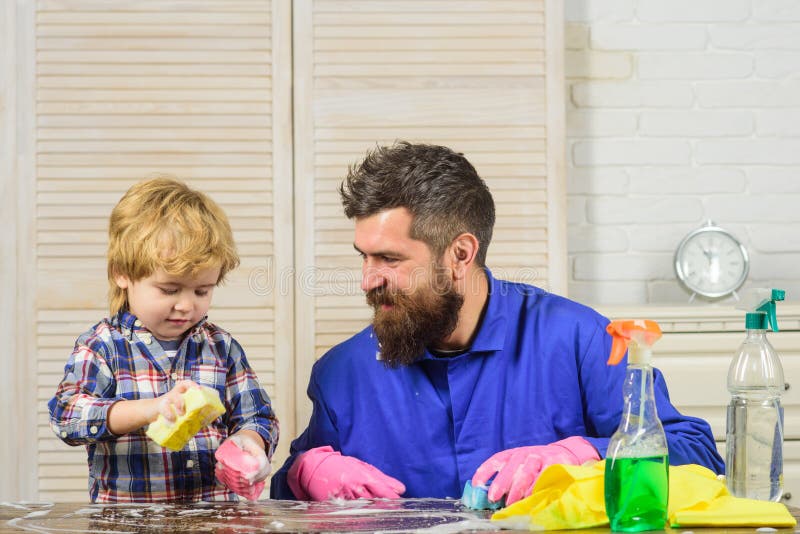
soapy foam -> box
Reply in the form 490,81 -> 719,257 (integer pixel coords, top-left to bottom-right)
6,498 -> 499,533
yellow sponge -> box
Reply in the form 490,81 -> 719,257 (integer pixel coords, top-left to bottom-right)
146,386 -> 225,451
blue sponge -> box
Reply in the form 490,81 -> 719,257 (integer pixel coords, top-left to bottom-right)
461,480 -> 506,510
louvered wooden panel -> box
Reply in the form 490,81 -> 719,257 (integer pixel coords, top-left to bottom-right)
34,0 -> 292,502
293,0 -> 566,433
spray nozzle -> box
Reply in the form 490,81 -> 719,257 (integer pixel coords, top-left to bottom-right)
606,319 -> 663,366
758,289 -> 784,332
738,288 -> 785,332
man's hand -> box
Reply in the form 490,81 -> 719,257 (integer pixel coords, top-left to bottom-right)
472,436 -> 600,505
287,445 -> 406,500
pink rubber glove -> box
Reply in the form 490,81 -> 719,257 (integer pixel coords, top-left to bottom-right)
472,436 -> 600,505
215,433 -> 270,500
287,445 -> 406,501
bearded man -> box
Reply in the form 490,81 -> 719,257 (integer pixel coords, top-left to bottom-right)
270,142 -> 724,504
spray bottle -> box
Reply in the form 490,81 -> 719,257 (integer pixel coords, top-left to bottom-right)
726,288 -> 785,501
604,320 -> 669,532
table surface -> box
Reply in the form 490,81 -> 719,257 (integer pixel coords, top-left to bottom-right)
1,499 -> 797,533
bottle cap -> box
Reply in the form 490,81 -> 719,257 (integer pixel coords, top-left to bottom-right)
745,312 -> 767,330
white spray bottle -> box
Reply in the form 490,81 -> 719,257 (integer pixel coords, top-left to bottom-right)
726,288 -> 785,501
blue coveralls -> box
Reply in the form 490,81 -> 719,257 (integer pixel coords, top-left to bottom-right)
271,271 -> 724,499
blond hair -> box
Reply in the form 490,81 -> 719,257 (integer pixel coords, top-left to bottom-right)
107,176 -> 240,315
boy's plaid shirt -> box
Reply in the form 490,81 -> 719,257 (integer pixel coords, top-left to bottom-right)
48,311 -> 279,503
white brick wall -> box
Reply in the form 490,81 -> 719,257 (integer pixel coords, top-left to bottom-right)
754,1 -> 800,21
637,0 -> 750,22
566,0 -> 800,305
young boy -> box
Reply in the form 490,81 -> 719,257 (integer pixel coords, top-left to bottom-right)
48,177 -> 279,503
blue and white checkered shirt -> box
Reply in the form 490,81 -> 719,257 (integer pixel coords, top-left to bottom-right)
49,311 -> 279,503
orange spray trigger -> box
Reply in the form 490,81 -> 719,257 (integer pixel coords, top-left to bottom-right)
606,320 -> 662,365
606,332 -> 629,365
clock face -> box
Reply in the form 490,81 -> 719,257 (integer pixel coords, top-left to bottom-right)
675,228 -> 749,298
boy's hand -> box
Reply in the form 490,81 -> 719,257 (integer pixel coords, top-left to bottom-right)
155,380 -> 200,423
108,380 -> 202,435
228,432 -> 270,483
215,431 -> 270,500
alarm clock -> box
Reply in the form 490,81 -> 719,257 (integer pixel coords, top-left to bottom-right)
674,221 -> 749,300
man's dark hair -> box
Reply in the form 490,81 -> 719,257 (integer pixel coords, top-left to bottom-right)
340,141 -> 496,266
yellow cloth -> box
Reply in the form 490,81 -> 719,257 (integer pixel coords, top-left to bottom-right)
145,386 -> 225,451
667,464 -> 794,528
491,461 -> 796,531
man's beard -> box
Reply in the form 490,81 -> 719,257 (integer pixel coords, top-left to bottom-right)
366,271 -> 464,368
